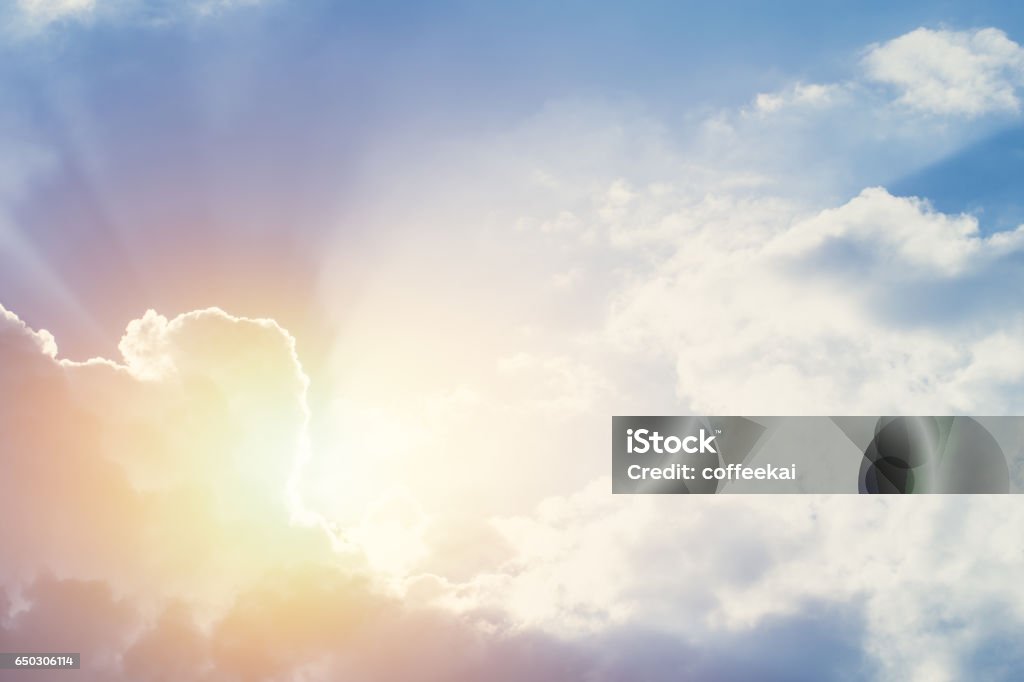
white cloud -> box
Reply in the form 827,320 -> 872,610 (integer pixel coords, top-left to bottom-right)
0,302 -> 58,359
774,186 -> 1024,275
7,293 -> 1023,681
455,109 -> 1024,417
442,114 -> 1024,675
467,485 -> 1024,682
0,302 -> 332,597
752,82 -> 846,114
604,185 -> 1024,414
863,27 -> 1024,116
16,0 -> 95,26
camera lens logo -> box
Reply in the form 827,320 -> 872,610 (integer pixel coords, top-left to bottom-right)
858,416 -> 1009,494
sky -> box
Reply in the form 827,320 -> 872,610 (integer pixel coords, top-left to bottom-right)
2,1 -> 1024,680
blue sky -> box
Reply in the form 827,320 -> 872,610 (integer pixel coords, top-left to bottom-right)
3,3 -> 1024,681
4,0 -> 1024,357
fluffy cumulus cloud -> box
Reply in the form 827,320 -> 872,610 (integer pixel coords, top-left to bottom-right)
0,303 -> 881,681
775,187 -> 1024,275
467,484 -> 1024,682
597,185 -> 1024,414
489,146 -> 1024,416
751,27 -> 1024,120
0,303 -> 329,594
863,27 -> 1024,116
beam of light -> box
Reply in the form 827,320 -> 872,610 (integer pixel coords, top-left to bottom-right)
0,217 -> 108,348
